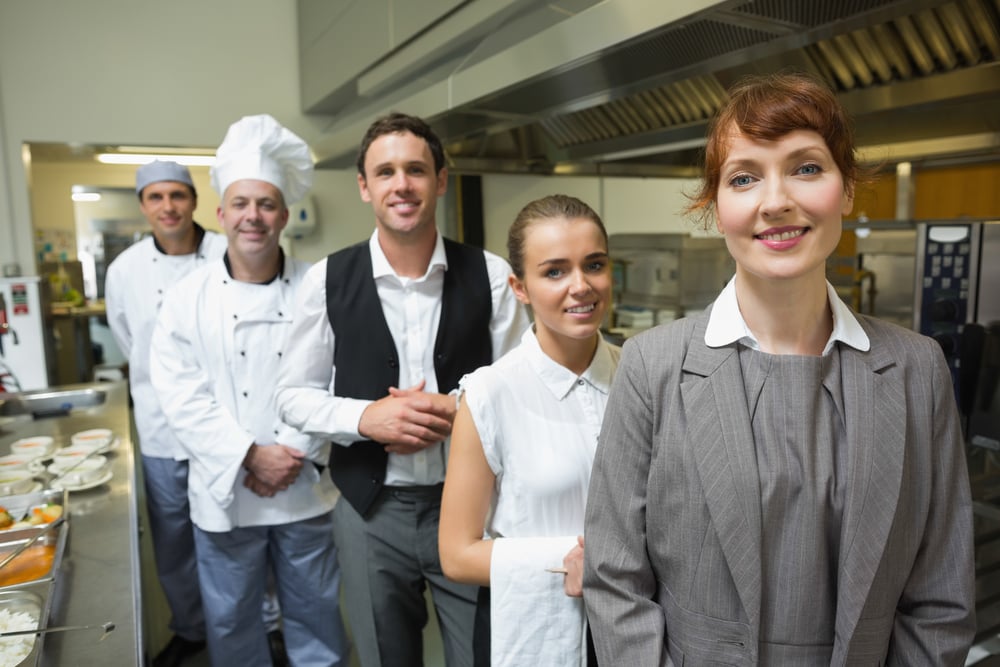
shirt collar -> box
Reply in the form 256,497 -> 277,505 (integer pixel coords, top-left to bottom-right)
368,228 -> 447,280
704,276 -> 870,355
152,222 -> 207,256
523,327 -> 617,400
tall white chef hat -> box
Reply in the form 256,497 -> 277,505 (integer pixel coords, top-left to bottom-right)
210,114 -> 314,204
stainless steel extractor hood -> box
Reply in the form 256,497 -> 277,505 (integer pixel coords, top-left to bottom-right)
306,0 -> 1000,176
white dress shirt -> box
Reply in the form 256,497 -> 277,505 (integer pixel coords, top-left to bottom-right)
105,229 -> 227,459
275,229 -> 529,486
704,276 -> 870,355
460,328 -> 620,667
461,327 -> 621,539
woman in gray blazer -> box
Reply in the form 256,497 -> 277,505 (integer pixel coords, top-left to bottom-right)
583,72 -> 975,666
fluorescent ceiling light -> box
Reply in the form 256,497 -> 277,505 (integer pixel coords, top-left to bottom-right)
96,153 -> 215,166
71,192 -> 102,202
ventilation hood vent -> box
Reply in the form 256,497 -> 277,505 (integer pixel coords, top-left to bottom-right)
309,0 -> 1000,175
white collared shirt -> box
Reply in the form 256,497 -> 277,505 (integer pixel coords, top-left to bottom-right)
275,229 -> 530,486
461,328 -> 621,538
704,276 -> 870,355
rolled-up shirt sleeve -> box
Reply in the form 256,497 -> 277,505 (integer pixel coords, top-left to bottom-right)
275,258 -> 371,445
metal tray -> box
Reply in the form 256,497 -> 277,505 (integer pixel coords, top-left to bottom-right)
0,489 -> 69,589
0,489 -> 68,541
0,582 -> 55,667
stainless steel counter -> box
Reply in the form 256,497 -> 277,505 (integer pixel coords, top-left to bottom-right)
0,381 -> 141,665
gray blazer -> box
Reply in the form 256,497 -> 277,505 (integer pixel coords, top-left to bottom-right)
583,310 -> 975,666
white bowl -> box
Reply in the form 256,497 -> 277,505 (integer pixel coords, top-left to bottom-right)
0,470 -> 35,496
10,436 -> 54,459
0,454 -> 36,472
49,455 -> 108,486
52,446 -> 102,467
70,429 -> 113,450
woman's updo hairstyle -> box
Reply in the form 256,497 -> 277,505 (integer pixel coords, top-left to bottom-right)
507,194 -> 608,279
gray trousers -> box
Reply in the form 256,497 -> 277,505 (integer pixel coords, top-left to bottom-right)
141,455 -> 206,641
332,485 -> 476,667
193,512 -> 349,667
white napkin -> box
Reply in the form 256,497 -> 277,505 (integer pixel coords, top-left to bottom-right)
490,535 -> 586,667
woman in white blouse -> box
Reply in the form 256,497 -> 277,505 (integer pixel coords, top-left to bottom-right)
439,194 -> 619,667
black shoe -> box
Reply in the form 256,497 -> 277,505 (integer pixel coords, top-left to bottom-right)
152,634 -> 207,667
268,629 -> 289,667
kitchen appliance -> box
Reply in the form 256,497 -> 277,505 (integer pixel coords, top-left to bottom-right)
914,221 -> 1000,413
609,233 -> 733,336
0,277 -> 53,391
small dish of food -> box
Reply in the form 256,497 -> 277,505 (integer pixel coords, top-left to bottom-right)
48,456 -> 108,488
51,446 -> 100,467
9,437 -> 54,460
0,455 -> 35,473
69,429 -> 113,451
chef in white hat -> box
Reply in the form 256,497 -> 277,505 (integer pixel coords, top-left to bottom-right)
150,114 -> 349,667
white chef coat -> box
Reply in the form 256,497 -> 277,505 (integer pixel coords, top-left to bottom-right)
275,229 -> 529,487
105,228 -> 227,459
149,257 -> 338,532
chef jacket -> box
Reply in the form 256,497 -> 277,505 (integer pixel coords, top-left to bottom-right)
149,257 -> 338,532
105,228 -> 227,459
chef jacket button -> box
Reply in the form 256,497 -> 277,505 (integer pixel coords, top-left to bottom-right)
240,351 -> 245,357
243,391 -> 248,397
278,311 -> 283,317
388,359 -> 398,368
277,351 -> 282,357
274,429 -> 279,435
577,379 -> 584,385
233,314 -> 238,320
223,279 -> 228,285
157,289 -> 162,294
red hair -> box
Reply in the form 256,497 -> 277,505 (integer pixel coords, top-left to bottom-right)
688,72 -> 859,226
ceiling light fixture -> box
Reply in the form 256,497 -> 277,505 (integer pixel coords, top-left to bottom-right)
71,192 -> 102,202
96,153 -> 215,166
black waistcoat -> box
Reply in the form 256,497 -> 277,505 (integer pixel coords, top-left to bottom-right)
325,238 -> 493,516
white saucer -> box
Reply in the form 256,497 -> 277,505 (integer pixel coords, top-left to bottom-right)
49,469 -> 113,492
0,481 -> 44,497
97,437 -> 121,454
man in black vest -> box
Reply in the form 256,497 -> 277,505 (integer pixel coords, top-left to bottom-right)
276,113 -> 528,667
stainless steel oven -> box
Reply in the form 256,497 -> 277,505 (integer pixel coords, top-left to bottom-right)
913,221 -> 1000,435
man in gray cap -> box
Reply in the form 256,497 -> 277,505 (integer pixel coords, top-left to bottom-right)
149,115 -> 348,667
106,160 -> 227,666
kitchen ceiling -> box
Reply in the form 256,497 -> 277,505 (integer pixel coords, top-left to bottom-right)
309,0 -> 1000,177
